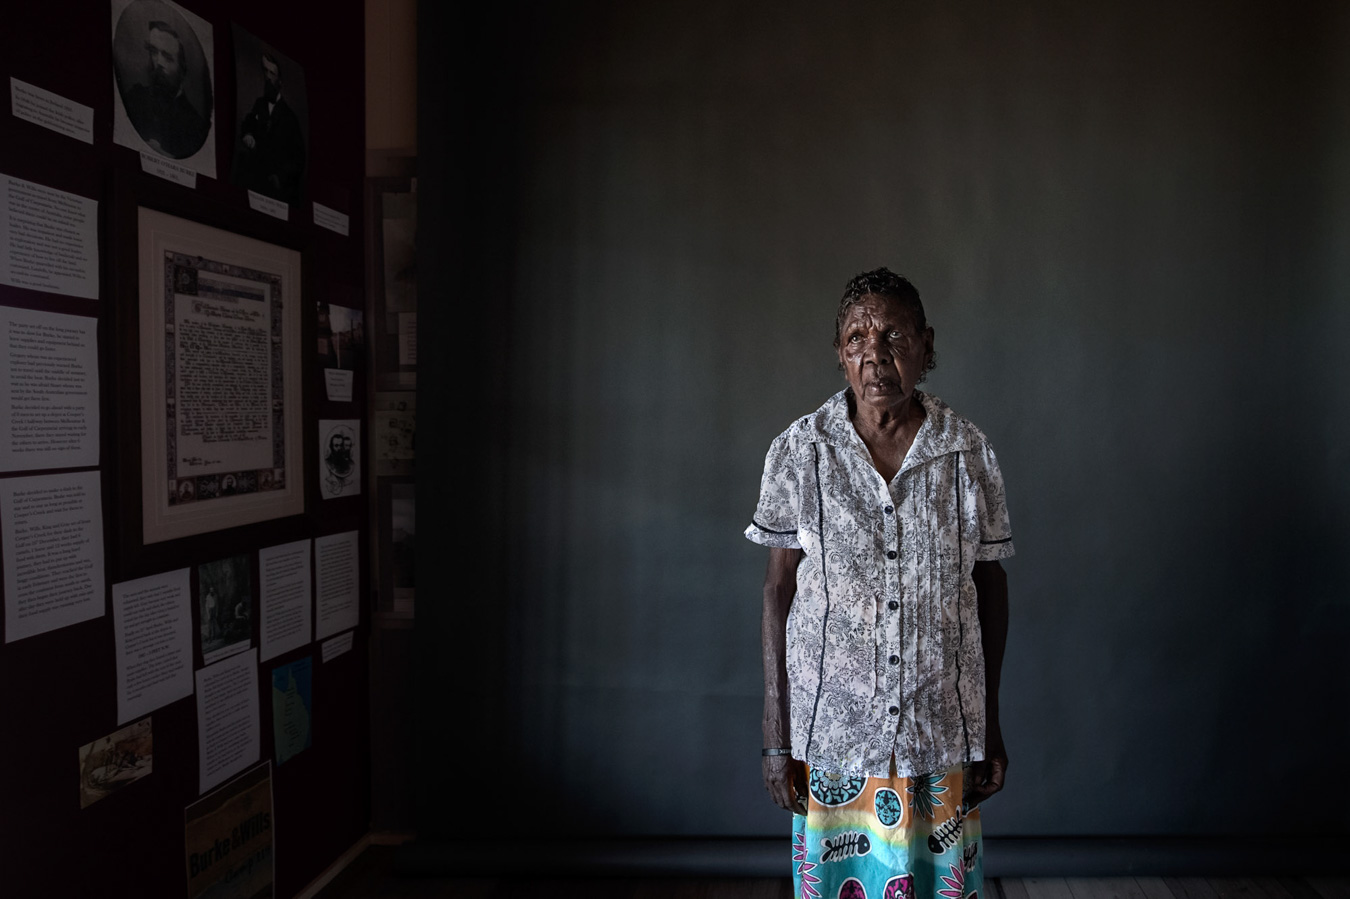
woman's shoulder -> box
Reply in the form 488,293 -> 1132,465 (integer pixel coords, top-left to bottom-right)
918,391 -> 997,453
769,390 -> 851,449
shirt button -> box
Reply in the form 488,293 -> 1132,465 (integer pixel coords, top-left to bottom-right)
884,505 -> 894,515
887,550 -> 897,560
889,654 -> 899,665
889,706 -> 899,716
888,600 -> 899,610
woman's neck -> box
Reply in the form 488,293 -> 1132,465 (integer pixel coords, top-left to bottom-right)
850,390 -> 924,435
848,390 -> 926,481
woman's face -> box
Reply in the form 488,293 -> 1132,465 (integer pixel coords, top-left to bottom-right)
836,294 -> 934,412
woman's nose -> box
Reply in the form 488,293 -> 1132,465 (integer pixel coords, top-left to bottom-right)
864,336 -> 891,363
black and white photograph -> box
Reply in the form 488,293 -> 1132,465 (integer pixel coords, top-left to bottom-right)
316,302 -> 364,371
231,25 -> 308,205
111,0 -> 216,175
198,555 -> 251,665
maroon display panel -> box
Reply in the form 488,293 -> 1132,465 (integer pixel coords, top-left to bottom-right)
0,1 -> 369,895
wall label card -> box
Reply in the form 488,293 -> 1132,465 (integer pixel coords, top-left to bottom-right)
0,173 -> 98,299
314,530 -> 358,640
258,539 -> 311,662
195,649 -> 260,794
140,152 -> 197,188
113,568 -> 192,723
0,305 -> 99,472
1,469 -> 104,642
248,190 -> 288,221
10,78 -> 94,144
312,202 -> 349,236
323,368 -> 353,403
320,630 -> 353,663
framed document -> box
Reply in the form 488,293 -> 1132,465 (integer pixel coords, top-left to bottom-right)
137,208 -> 303,543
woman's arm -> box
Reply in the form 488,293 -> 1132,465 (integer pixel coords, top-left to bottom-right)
966,559 -> 1008,809
763,546 -> 807,813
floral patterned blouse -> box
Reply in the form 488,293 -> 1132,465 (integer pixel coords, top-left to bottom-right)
746,389 -> 1014,778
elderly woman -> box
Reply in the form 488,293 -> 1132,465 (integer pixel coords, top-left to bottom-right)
746,269 -> 1012,899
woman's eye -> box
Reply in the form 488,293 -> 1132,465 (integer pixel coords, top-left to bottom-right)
848,334 -> 861,343
888,330 -> 903,339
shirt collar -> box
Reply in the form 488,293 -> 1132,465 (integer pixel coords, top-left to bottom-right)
805,388 -> 974,473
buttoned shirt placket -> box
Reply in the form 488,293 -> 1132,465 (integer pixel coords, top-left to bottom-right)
835,424 -> 913,774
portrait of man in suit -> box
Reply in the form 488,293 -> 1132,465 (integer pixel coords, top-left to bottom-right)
232,27 -> 309,205
111,0 -> 216,171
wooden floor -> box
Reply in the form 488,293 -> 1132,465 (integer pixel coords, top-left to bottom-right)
1001,877 -> 1349,899
311,850 -> 1350,899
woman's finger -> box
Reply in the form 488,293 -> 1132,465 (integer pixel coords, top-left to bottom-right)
967,763 -> 1006,807
963,761 -> 988,807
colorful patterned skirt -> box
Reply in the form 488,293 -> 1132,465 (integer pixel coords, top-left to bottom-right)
793,764 -> 981,899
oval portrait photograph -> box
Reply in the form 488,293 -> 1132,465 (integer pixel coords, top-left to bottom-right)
111,0 -> 217,175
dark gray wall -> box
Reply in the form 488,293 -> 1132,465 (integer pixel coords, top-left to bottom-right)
417,1 -> 1350,839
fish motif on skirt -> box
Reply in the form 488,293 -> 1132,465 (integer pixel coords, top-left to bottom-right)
793,763 -> 981,899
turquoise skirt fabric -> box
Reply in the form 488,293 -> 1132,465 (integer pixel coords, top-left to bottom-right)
793,764 -> 981,899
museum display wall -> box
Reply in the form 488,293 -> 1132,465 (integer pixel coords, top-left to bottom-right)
0,0 -> 369,894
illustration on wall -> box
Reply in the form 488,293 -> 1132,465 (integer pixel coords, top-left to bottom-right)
78,718 -> 153,809
318,419 -> 360,499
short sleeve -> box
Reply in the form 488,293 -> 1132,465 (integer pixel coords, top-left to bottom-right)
744,434 -> 803,549
967,437 -> 1015,561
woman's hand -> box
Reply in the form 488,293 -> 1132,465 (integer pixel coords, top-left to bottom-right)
764,755 -> 808,814
963,724 -> 1007,810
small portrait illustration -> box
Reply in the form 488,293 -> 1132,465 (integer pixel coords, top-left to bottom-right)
232,25 -> 308,205
326,431 -> 354,478
320,422 -> 360,499
111,0 -> 216,173
173,478 -> 195,504
174,263 -> 199,295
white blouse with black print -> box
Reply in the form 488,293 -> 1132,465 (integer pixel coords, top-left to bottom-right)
746,389 -> 1014,779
